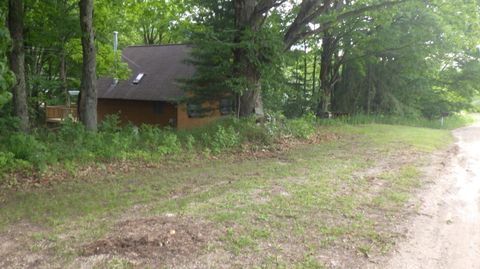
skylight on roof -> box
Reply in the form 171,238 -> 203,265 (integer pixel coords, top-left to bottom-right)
133,73 -> 145,84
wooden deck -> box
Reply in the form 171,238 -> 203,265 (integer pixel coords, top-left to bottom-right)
46,105 -> 77,123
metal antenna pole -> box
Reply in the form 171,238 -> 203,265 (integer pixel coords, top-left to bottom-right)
113,31 -> 118,84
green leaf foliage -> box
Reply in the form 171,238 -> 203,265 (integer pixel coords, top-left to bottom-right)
0,10 -> 14,108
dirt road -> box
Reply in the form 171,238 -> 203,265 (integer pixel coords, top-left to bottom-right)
384,119 -> 480,269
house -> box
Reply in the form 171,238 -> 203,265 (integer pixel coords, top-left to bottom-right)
96,44 -> 225,129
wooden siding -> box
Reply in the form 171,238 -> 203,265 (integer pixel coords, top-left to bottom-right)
98,99 -> 223,128
97,99 -> 177,127
176,102 -> 222,129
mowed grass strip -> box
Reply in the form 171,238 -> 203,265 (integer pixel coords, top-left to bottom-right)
0,124 -> 453,267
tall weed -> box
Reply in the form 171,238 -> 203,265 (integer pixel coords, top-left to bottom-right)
318,113 -> 473,130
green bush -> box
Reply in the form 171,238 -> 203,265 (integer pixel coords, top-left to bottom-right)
241,122 -> 274,144
202,125 -> 240,154
6,133 -> 49,170
264,113 -> 286,138
138,124 -> 163,150
157,132 -> 181,155
98,114 -> 122,133
94,132 -> 131,160
3,110 -> 472,181
0,150 -> 31,183
183,134 -> 196,151
8,108 -> 480,183
57,117 -> 86,142
0,116 -> 20,136
0,116 -> 258,177
284,114 -> 317,139
0,151 -> 15,173
222,116 -> 274,145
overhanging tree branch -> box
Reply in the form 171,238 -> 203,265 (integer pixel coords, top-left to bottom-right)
256,0 -> 287,14
283,0 -> 410,50
249,0 -> 287,28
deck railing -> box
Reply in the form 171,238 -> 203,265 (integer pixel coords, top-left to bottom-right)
46,105 -> 77,123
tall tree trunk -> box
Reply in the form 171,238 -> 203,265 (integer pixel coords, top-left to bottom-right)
318,32 -> 334,116
239,83 -> 263,117
302,43 -> 308,114
236,51 -> 263,117
59,45 -> 69,106
79,0 -> 97,131
366,64 -> 376,115
318,86 -> 332,116
311,51 -> 317,103
7,0 -> 29,131
234,0 -> 264,118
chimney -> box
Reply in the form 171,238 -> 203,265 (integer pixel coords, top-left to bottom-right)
113,31 -> 118,53
113,31 -> 119,86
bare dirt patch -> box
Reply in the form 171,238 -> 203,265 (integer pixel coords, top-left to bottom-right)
81,216 -> 217,267
0,222 -> 55,269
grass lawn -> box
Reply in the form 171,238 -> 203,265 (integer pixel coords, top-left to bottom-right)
0,124 -> 453,268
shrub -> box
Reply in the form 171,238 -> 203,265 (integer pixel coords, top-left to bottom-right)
203,125 -> 241,154
0,116 -> 20,137
0,113 -> 325,180
284,114 -> 317,139
157,132 -> 181,155
138,125 -> 161,148
241,122 -> 274,144
0,151 -> 15,173
135,125 -> 182,156
53,120 -> 92,162
6,133 -> 49,169
57,117 -> 86,142
0,150 -> 31,184
234,119 -> 275,144
184,134 -> 196,151
264,113 -> 286,138
94,132 -> 131,160
98,114 -> 122,133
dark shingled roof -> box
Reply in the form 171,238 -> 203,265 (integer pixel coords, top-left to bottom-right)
97,44 -> 194,102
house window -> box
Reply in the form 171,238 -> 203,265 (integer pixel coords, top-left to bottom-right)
187,103 -> 203,118
153,101 -> 163,115
220,98 -> 233,115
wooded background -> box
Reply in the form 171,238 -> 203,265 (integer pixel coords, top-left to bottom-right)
1,0 -> 480,131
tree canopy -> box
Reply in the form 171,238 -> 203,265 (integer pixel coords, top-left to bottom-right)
1,0 -> 480,128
